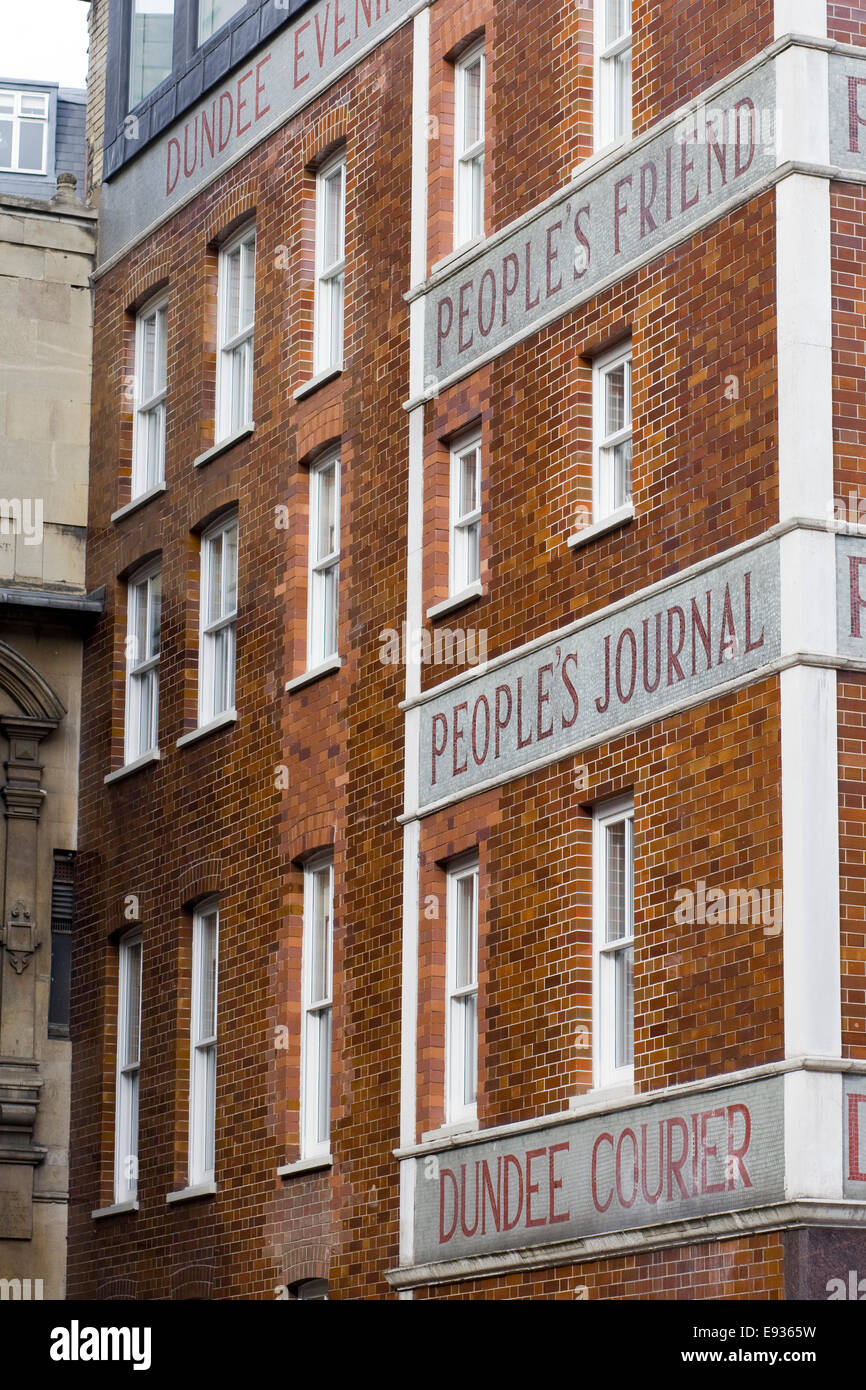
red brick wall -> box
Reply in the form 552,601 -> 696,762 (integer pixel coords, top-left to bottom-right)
420,194 -> 779,694
829,4 -> 866,44
416,678 -> 783,1139
415,1232 -> 785,1298
632,0 -> 774,138
70,20 -> 415,1300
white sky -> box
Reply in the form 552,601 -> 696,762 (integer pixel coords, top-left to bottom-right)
1,0 -> 91,91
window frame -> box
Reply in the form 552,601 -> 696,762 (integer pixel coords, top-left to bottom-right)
594,0 -> 633,149
313,154 -> 346,376
445,853 -> 479,1125
592,796 -> 635,1090
189,898 -> 219,1186
449,431 -> 482,595
198,512 -> 239,726
197,0 -> 246,48
127,0 -> 176,111
306,452 -> 341,670
301,853 -> 334,1161
131,294 -> 168,498
124,560 -> 161,765
114,930 -> 143,1205
453,43 -> 485,248
215,225 -> 256,442
0,88 -> 49,175
593,339 -> 633,523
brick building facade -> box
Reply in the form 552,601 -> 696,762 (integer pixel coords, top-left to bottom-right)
69,0 -> 866,1300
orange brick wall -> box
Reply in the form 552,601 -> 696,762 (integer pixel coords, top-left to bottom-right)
415,1232 -> 785,1299
416,678 -> 783,1139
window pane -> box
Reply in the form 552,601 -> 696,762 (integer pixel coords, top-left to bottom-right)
207,533 -> 223,624
316,464 -> 337,560
463,58 -> 483,147
310,868 -> 331,1004
462,992 -> 477,1105
155,306 -> 167,392
456,873 -> 476,988
328,273 -> 344,366
229,343 -> 245,431
458,449 -> 478,517
141,314 -> 156,399
0,120 -> 12,168
211,627 -> 229,714
131,580 -> 147,667
124,941 -> 142,1066
120,1072 -> 139,1191
614,49 -> 631,137
129,0 -> 174,108
17,120 -> 44,171
225,246 -> 241,340
614,945 -> 634,1068
0,93 -> 15,115
606,0 -> 628,43
465,519 -> 481,584
20,94 -> 48,117
316,1009 -> 331,1145
148,573 -> 161,660
198,913 -> 217,1039
606,820 -> 626,941
613,438 -> 633,508
204,1044 -> 216,1171
241,238 -> 255,327
223,523 -> 238,613
604,363 -> 626,437
198,0 -> 244,44
323,168 -> 343,268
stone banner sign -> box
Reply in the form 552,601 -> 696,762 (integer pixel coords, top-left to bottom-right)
418,541 -> 780,808
844,1074 -> 866,1199
99,0 -> 417,264
836,533 -> 866,658
413,1077 -> 784,1265
423,62 -> 776,390
829,52 -> 866,171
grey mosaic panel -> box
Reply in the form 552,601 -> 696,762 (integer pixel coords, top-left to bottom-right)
843,1074 -> 866,1200
413,1076 -> 785,1265
829,52 -> 866,172
836,533 -> 866,659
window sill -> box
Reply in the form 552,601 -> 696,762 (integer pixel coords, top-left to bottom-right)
193,424 -> 254,469
284,655 -> 342,693
176,708 -> 237,748
420,1118 -> 477,1144
427,581 -> 484,621
572,136 -> 628,180
104,748 -> 160,785
569,1081 -> 635,1111
165,1180 -> 217,1204
293,365 -> 343,402
91,1199 -> 139,1220
276,1153 -> 333,1178
111,481 -> 166,523
567,502 -> 634,550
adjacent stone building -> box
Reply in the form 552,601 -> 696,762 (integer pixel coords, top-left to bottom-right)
0,77 -> 97,1300
69,0 -> 866,1301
